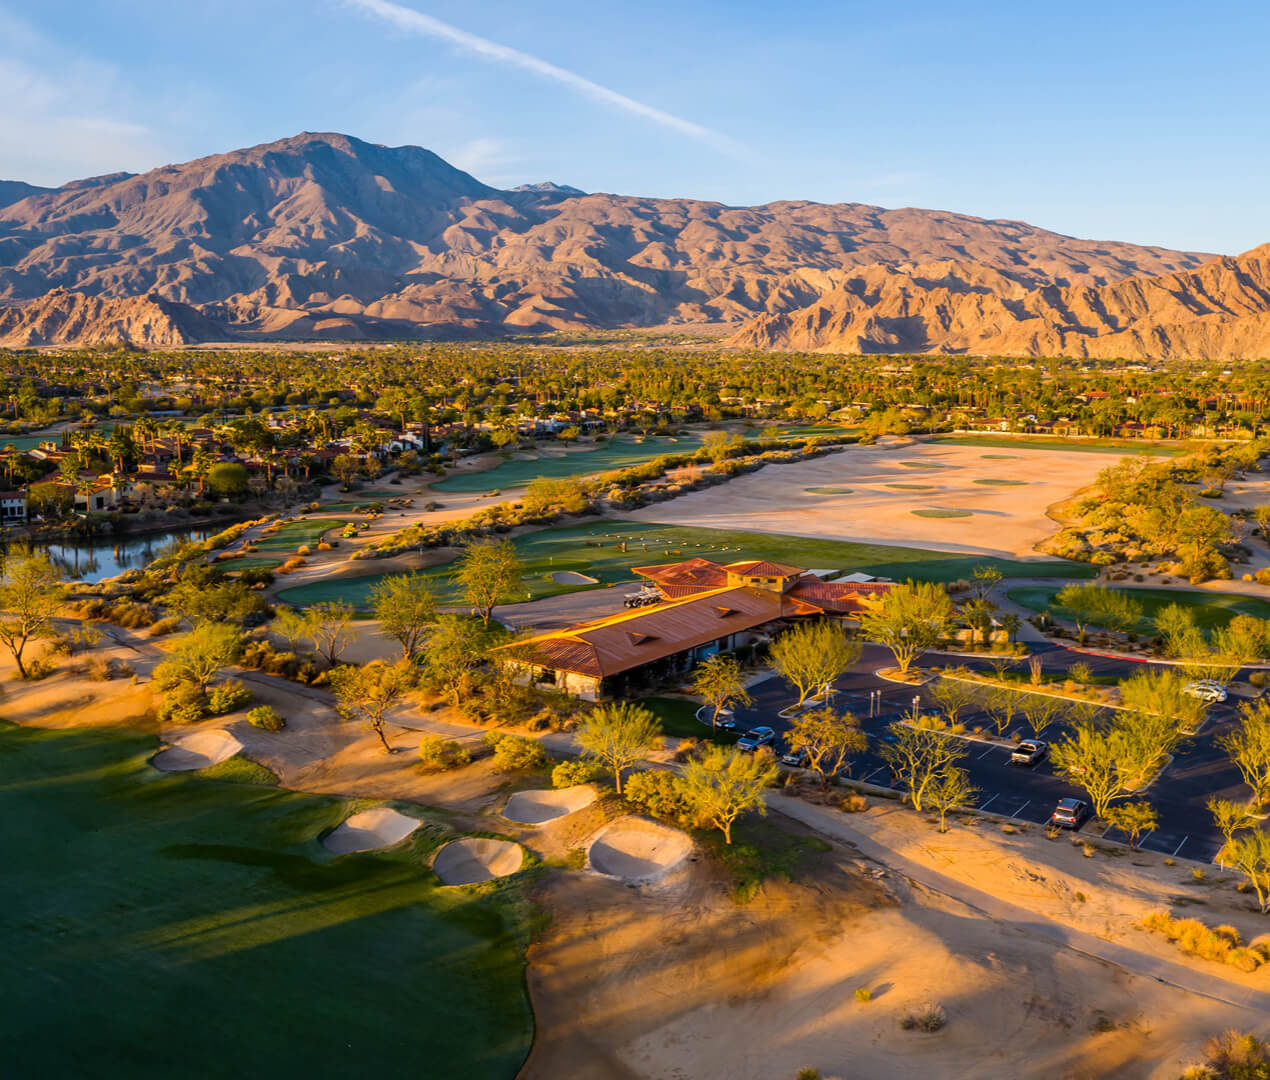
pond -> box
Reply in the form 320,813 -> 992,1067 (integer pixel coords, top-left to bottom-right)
23,528 -> 212,584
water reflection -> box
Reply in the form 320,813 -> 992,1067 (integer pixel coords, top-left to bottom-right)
29,529 -> 212,584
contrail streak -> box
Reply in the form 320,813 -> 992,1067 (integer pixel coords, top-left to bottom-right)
344,0 -> 743,155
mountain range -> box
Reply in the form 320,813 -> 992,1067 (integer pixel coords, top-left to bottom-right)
0,131 -> 1267,357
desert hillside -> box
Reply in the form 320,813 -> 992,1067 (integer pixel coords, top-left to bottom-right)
0,289 -> 221,347
0,131 -> 1230,346
730,245 -> 1270,359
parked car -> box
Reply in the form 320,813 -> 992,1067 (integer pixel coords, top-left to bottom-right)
1049,798 -> 1091,829
737,726 -> 776,752
1183,680 -> 1227,703
780,745 -> 810,768
1010,739 -> 1048,767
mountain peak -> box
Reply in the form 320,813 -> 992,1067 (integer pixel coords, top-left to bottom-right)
510,181 -> 587,197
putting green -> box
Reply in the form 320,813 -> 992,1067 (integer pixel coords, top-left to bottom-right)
803,486 -> 852,495
911,508 -> 974,518
898,461 -> 945,469
885,483 -> 936,491
973,478 -> 1027,486
981,454 -> 1019,459
276,519 -> 1093,607
252,518 -> 349,551
432,434 -> 704,493
0,722 -> 532,1079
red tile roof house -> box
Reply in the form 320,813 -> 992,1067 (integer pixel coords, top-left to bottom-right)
494,558 -> 894,701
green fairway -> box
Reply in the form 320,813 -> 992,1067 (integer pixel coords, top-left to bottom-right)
432,434 -> 705,493
252,518 -> 349,551
277,519 -> 1095,608
0,722 -> 532,1079
771,424 -> 860,439
222,556 -> 283,571
929,435 -> 1190,456
1008,585 -> 1270,633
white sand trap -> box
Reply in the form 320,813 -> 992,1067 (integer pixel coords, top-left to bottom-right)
587,816 -> 693,883
323,806 -> 421,854
503,785 -> 597,825
551,570 -> 598,585
434,838 -> 524,885
152,729 -> 243,772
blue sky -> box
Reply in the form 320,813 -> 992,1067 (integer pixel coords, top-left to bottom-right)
2,0 -> 1266,254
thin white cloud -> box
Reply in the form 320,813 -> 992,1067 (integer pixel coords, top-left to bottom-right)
344,0 -> 744,156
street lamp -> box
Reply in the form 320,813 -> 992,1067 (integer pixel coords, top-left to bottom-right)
911,694 -> 921,723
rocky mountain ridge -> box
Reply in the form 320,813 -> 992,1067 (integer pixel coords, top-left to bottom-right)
1,131 -> 1266,355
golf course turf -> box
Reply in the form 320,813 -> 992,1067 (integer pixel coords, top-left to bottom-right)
928,435 -> 1190,456
432,434 -> 704,493
276,519 -> 1095,608
1008,585 -> 1270,633
0,721 -> 532,1079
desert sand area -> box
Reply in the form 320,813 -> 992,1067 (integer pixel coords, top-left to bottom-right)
625,438 -> 1120,559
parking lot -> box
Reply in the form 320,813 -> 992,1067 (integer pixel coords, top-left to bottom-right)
721,644 -> 1247,865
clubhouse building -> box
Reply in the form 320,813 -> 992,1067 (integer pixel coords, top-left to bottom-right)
496,558 -> 893,700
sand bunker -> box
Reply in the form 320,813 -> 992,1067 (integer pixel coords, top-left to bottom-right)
587,816 -> 693,883
552,570 -> 598,585
434,838 -> 524,885
152,729 -> 243,772
323,806 -> 421,854
503,785 -> 597,825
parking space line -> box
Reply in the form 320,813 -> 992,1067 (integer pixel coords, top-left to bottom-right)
976,746 -> 997,759
862,767 -> 885,782
1172,836 -> 1189,856
979,793 -> 999,810
1013,799 -> 1030,819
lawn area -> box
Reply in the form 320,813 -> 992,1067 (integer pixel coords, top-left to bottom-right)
433,434 -> 705,493
252,517 -> 349,551
928,435 -> 1191,456
770,423 -> 860,439
277,519 -> 1095,608
643,696 -> 739,744
222,556 -> 283,571
1008,585 -> 1270,633
0,722 -> 532,1079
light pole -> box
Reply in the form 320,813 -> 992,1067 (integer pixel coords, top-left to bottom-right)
911,694 -> 921,724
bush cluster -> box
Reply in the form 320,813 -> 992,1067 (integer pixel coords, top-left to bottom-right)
418,736 -> 472,772
246,705 -> 285,731
1142,911 -> 1270,972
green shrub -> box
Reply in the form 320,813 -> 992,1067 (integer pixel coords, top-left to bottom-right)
148,615 -> 182,637
551,759 -> 599,788
623,769 -> 697,827
855,987 -> 872,1003
418,736 -> 472,772
246,705 -> 285,731
207,680 -> 252,715
158,684 -> 208,725
489,734 -> 549,772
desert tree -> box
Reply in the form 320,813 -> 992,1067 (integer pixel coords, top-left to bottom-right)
306,601 -> 355,667
370,572 -> 437,660
769,621 -> 860,707
1225,831 -> 1270,913
985,685 -> 1026,737
1022,693 -> 1065,739
931,674 -> 979,728
970,563 -> 1003,601
154,622 -> 243,695
329,659 -> 416,753
858,581 -> 953,676
423,615 -> 489,707
681,746 -> 778,845
1104,801 -> 1157,850
1207,796 -> 1253,856
691,653 -> 751,729
1050,721 -> 1131,820
454,539 -> 523,626
786,707 -> 868,790
927,767 -> 979,833
879,723 -> 967,813
0,546 -> 65,678
575,701 -> 662,794
1218,700 -> 1270,807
